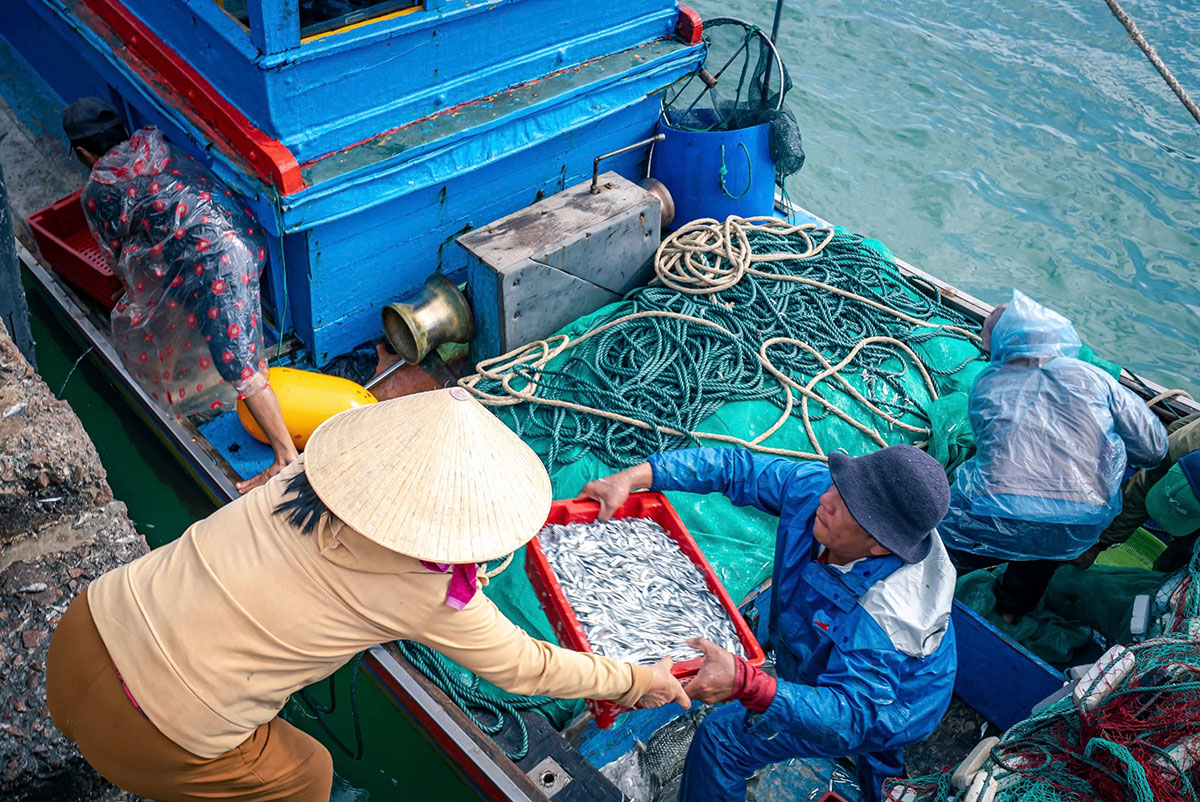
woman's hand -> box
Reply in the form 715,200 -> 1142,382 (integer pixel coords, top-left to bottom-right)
579,462 -> 653,521
635,654 -> 691,710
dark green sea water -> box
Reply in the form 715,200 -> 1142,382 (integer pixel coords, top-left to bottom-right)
21,1 -> 1199,798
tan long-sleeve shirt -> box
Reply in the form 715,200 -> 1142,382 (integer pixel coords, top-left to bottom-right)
86,459 -> 652,758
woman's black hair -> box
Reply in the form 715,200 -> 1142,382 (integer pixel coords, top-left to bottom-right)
71,125 -> 128,161
274,467 -> 332,535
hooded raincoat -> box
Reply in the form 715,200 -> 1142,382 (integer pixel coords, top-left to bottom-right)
940,290 -> 1167,561
81,127 -> 269,417
647,448 -> 957,802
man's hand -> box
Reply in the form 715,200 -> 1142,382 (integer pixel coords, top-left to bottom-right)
634,654 -> 690,710
579,476 -> 632,521
578,462 -> 653,521
684,638 -> 737,704
1071,543 -> 1104,570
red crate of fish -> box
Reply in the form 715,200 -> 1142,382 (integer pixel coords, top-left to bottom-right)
525,492 -> 765,729
27,190 -> 122,311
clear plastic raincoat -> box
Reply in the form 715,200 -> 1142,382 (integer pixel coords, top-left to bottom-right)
81,127 -> 269,417
940,290 -> 1167,561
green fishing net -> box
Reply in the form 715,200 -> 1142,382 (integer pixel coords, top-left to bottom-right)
889,549 -> 1200,802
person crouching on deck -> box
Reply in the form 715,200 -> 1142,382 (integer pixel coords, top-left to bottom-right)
63,97 -> 295,493
45,388 -> 688,802
937,290 -> 1167,621
582,444 -> 957,802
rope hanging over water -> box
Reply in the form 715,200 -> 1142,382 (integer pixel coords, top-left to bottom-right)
1103,0 -> 1200,126
460,216 -> 981,469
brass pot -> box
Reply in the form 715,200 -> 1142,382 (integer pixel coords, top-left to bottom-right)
381,273 -> 474,364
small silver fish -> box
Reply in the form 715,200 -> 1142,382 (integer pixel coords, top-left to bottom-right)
540,518 -> 744,665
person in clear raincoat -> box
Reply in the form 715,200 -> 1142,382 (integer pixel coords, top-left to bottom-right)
63,98 -> 297,493
939,289 -> 1167,620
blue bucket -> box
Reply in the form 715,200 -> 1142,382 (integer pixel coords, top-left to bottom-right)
650,111 -> 776,227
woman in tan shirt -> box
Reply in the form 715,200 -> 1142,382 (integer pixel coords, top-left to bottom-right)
46,387 -> 688,801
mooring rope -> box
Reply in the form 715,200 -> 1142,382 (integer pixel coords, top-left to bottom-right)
1103,0 -> 1200,126
460,217 -> 980,464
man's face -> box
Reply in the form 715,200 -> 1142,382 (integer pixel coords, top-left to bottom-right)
813,484 -> 889,560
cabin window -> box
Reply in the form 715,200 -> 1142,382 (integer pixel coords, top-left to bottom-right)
298,1 -> 422,38
214,0 -> 422,43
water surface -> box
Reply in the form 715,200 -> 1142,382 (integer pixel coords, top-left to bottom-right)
697,0 -> 1199,395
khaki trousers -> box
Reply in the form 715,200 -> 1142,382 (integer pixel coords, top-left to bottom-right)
46,589 -> 333,801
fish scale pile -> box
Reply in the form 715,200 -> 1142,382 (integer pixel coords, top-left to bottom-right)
539,517 -> 744,665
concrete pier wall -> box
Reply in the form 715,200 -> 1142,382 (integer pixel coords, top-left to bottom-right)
0,316 -> 147,801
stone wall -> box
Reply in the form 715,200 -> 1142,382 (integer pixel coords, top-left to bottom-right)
0,317 -> 147,801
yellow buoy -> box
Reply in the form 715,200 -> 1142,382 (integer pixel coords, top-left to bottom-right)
237,367 -> 377,450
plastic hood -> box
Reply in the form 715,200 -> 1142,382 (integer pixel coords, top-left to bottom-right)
990,289 -> 1081,362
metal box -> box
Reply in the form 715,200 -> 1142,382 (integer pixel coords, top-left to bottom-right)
459,171 -> 662,360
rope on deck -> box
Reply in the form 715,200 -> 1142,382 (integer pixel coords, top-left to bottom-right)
461,216 -> 982,466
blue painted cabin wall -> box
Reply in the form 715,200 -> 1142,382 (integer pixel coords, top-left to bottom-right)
101,0 -> 683,161
1,3 -> 296,333
3,1 -> 275,211
300,96 -> 660,362
4,1 -> 701,363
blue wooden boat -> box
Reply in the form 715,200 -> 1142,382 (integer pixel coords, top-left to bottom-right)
4,2 -> 1197,800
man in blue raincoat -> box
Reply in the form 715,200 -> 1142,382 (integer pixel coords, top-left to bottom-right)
583,444 -> 957,802
939,290 -> 1167,621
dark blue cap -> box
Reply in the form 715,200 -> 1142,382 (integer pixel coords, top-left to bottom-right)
828,444 -> 950,563
62,97 -> 126,142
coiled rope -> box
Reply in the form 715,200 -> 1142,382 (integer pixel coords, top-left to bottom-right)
460,217 -> 981,467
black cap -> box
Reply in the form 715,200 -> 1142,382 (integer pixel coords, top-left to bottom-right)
62,97 -> 126,142
828,444 -> 950,563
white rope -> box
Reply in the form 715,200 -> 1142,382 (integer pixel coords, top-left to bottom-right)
459,217 -> 973,460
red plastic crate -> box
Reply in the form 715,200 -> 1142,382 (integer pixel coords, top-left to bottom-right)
27,190 -> 123,310
526,492 -> 765,728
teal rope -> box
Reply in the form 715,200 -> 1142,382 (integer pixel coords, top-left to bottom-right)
1084,739 -> 1155,802
395,641 -> 554,761
475,226 -> 981,470
719,142 -> 753,200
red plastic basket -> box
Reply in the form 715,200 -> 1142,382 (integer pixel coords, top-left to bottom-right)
27,190 -> 122,310
525,492 -> 765,728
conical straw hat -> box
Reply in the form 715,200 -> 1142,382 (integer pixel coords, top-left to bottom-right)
304,386 -> 551,563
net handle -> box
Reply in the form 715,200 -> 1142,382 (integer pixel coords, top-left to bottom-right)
702,16 -> 786,111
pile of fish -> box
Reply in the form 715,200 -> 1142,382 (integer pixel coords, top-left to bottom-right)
538,517 -> 744,665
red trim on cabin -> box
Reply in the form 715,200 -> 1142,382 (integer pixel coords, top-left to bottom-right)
78,0 -> 305,195
675,5 -> 703,45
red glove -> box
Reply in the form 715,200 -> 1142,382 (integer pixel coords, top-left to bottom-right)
731,655 -> 777,712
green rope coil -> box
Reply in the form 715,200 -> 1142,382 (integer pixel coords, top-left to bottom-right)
719,142 -> 753,200
463,219 -> 982,470
1083,739 -> 1155,802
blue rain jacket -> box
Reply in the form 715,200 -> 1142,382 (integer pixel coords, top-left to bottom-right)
940,290 -> 1167,561
649,448 -> 957,784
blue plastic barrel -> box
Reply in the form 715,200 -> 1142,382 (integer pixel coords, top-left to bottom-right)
650,111 -> 776,227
